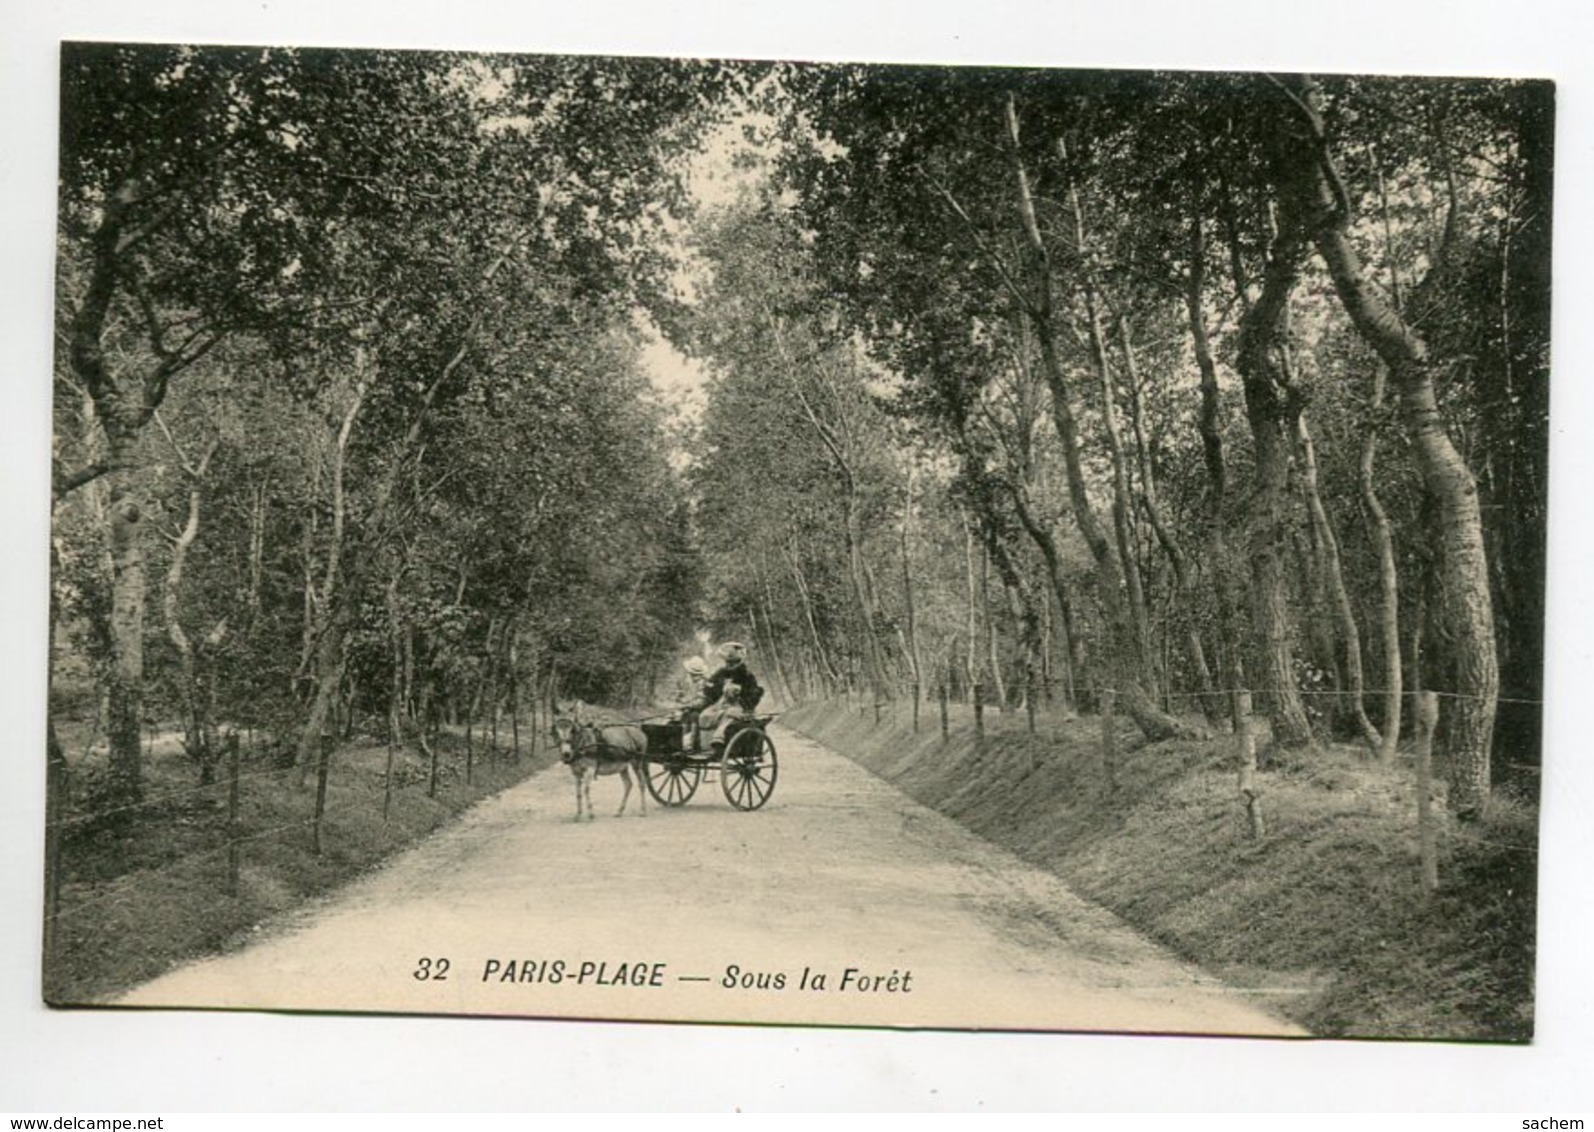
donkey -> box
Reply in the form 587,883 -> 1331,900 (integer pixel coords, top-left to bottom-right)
550,707 -> 649,821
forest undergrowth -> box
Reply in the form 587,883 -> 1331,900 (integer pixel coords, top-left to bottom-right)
44,725 -> 551,1006
784,696 -> 1538,1042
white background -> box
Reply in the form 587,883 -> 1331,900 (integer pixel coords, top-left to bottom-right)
3,0 -> 1591,1113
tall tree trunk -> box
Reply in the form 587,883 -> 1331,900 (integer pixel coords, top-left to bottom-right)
1120,314 -> 1219,718
1360,366 -> 1404,761
843,496 -> 889,700
247,478 -> 266,624
44,543 -> 70,987
980,543 -> 1007,706
1065,166 -> 1153,694
962,512 -> 981,695
296,365 -> 367,776
162,436 -> 224,783
786,543 -> 841,692
755,596 -> 796,707
1295,413 -> 1380,751
103,423 -> 147,800
1003,94 -> 1202,742
899,475 -> 923,692
66,177 -> 221,803
1232,200 -> 1314,749
1082,290 -> 1154,691
982,524 -> 1041,713
1281,74 -> 1498,816
1187,213 -> 1249,729
1006,476 -> 1081,712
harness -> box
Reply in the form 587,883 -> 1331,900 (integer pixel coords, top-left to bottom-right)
558,722 -> 637,765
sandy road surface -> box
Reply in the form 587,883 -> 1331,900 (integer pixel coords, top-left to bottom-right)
117,726 -> 1305,1037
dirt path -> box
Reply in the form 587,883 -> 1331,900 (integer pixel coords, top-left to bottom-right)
117,726 -> 1305,1037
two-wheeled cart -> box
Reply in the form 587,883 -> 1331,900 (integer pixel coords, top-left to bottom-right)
637,715 -> 778,811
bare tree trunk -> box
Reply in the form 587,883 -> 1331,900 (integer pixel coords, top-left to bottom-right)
1232,199 -> 1314,749
1120,315 -> 1219,718
508,628 -> 522,761
980,543 -> 1007,707
161,431 -> 225,783
65,177 -> 222,805
984,527 -> 1041,715
786,543 -> 841,692
1187,213 -> 1249,731
1083,291 -> 1154,692
44,546 -> 69,988
1003,95 -> 1201,742
843,494 -> 889,699
103,424 -> 147,800
247,478 -> 266,624
899,474 -> 923,693
296,364 -> 367,778
1007,477 -> 1081,713
1295,414 -> 1381,751
1282,74 -> 1497,816
1360,372 -> 1404,762
756,586 -> 796,707
1367,162 -> 1407,765
963,512 -> 980,695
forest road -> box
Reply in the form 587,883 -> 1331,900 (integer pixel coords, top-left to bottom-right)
117,725 -> 1305,1037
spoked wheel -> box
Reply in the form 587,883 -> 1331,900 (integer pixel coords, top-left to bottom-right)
721,727 -> 778,811
645,757 -> 702,807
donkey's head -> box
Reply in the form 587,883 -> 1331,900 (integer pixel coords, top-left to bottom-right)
550,708 -> 587,765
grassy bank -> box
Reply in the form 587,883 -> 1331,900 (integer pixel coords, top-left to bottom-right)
783,696 -> 1537,1041
45,727 -> 552,1005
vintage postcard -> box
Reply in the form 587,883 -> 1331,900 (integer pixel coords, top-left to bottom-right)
43,41 -> 1550,1047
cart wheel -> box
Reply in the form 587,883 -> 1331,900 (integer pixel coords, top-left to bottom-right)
721,728 -> 777,811
645,757 -> 701,807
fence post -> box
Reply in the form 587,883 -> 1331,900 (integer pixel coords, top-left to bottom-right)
227,732 -> 242,894
1026,669 -> 1037,734
1100,690 -> 1118,793
313,729 -> 332,856
911,682 -> 920,734
873,695 -> 881,728
1415,691 -> 1440,893
939,682 -> 949,742
973,681 -> 985,749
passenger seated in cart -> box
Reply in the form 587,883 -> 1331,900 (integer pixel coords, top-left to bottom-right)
674,655 -> 711,750
693,641 -> 763,758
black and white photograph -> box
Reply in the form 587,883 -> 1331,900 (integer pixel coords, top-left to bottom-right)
7,0 -> 1593,1115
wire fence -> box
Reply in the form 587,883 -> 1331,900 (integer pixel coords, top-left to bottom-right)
829,679 -> 1543,709
47,722 -> 545,935
809,678 -> 1539,883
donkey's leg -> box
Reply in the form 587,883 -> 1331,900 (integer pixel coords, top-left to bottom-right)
571,768 -> 585,821
584,768 -> 596,821
615,765 -> 632,817
634,759 -> 647,816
